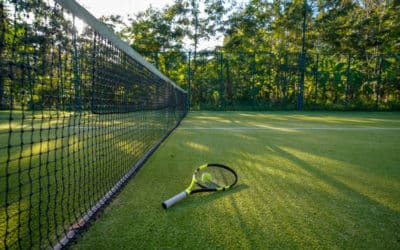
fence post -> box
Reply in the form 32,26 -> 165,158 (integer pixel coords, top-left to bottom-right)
297,0 -> 307,111
268,52 -> 272,107
345,54 -> 352,108
187,51 -> 191,111
297,52 -> 305,111
91,34 -> 97,112
219,52 -> 225,110
72,16 -> 82,111
251,52 -> 256,107
314,53 -> 319,104
0,2 -> 5,110
376,54 -> 383,110
283,54 -> 288,109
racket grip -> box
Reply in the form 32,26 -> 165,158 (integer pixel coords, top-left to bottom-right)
162,191 -> 187,209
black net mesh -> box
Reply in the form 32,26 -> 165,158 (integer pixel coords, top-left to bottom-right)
0,0 -> 187,248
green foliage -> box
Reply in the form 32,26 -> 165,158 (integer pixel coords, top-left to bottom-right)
1,0 -> 399,111
113,0 -> 399,111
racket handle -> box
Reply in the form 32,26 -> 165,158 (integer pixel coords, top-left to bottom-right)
162,191 -> 187,209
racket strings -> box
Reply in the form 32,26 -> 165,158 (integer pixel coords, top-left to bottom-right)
196,167 -> 236,188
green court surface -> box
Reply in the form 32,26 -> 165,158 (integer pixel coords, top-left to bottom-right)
72,112 -> 400,249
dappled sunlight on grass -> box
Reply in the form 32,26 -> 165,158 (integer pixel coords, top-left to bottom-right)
72,112 -> 400,249
205,156 -> 349,247
227,145 -> 399,247
0,111 -> 147,134
0,200 -> 30,248
182,112 -> 400,131
184,142 -> 210,152
250,123 -> 301,132
278,146 -> 400,213
1,109 -> 183,248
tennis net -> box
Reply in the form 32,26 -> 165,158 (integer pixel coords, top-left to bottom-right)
0,0 -> 187,248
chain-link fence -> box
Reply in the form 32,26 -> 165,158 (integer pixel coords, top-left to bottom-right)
145,51 -> 400,111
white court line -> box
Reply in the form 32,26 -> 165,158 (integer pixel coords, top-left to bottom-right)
15,125 -> 400,131
180,127 -> 400,131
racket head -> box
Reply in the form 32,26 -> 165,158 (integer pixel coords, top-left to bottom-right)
192,163 -> 238,193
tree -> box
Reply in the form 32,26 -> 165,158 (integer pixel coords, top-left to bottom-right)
99,0 -> 400,110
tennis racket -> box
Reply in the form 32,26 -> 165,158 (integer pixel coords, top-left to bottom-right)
162,163 -> 238,209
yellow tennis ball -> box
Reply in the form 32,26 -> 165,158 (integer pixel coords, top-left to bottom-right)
202,173 -> 213,182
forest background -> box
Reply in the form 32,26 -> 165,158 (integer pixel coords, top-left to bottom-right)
2,0 -> 400,110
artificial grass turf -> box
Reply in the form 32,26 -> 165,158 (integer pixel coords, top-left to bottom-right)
72,112 -> 400,249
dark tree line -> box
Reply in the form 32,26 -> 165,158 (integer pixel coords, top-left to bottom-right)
1,0 -> 399,111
